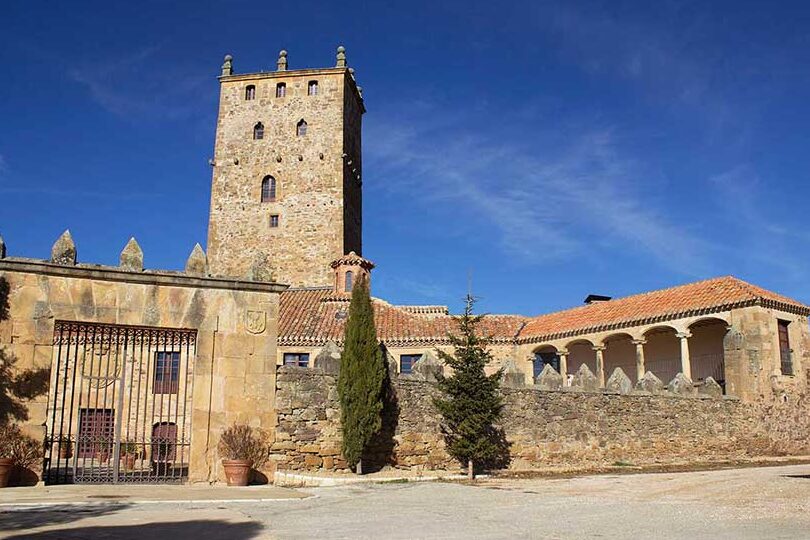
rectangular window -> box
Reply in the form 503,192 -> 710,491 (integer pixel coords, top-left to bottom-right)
77,408 -> 114,458
284,353 -> 309,367
778,320 -> 792,375
245,85 -> 256,100
308,80 -> 318,96
154,351 -> 180,394
276,82 -> 286,98
400,354 -> 422,374
270,214 -> 279,228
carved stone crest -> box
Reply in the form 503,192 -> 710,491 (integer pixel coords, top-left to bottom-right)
245,310 -> 267,334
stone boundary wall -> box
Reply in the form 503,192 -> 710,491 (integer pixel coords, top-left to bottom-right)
272,366 -> 810,473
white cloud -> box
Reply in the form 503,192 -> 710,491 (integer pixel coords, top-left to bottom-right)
366,108 -> 714,276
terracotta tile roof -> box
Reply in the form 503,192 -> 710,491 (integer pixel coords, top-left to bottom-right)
278,287 -> 526,347
518,276 -> 809,342
278,277 -> 808,348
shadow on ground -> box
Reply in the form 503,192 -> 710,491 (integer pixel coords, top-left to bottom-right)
0,504 -> 131,532
782,474 -> 810,479
3,519 -> 265,540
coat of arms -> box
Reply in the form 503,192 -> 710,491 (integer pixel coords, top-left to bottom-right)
245,310 -> 266,334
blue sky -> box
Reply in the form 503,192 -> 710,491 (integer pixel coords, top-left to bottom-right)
2,1 -> 810,315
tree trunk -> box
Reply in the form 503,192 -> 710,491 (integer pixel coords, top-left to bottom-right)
467,459 -> 474,480
356,458 -> 363,475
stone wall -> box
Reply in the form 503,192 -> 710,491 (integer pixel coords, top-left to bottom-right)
207,56 -> 365,287
272,366 -> 810,473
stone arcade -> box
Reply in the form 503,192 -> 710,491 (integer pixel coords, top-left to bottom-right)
1,48 -> 808,485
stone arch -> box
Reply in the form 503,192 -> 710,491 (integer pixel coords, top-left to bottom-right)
531,344 -> 559,379
602,332 -> 638,384
565,339 -> 597,376
688,317 -> 728,388
642,325 -> 681,383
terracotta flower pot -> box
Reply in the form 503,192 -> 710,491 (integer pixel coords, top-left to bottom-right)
123,454 -> 136,471
58,442 -> 72,460
0,458 -> 13,488
222,459 -> 251,486
97,451 -> 110,465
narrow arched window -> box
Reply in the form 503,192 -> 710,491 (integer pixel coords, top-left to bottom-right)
308,80 -> 318,96
245,85 -> 256,100
276,82 -> 286,98
253,122 -> 264,140
261,175 -> 276,202
296,119 -> 308,137
345,271 -> 354,292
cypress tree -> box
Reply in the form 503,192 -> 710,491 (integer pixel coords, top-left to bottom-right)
338,275 -> 385,473
434,294 -> 506,479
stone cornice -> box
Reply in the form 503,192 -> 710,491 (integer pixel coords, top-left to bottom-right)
0,258 -> 288,294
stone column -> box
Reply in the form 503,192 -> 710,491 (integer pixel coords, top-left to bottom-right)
593,345 -> 606,387
677,332 -> 692,380
558,350 -> 568,386
632,339 -> 646,382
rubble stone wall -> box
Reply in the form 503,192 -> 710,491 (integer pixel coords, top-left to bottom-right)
273,366 -> 810,473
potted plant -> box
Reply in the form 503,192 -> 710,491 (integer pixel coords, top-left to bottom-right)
55,436 -> 72,460
95,437 -> 112,464
217,424 -> 268,486
120,441 -> 140,471
0,424 -> 43,488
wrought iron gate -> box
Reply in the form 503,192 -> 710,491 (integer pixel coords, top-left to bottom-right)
44,321 -> 196,484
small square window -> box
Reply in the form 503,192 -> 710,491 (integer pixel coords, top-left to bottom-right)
270,214 -> 279,228
284,353 -> 309,367
154,351 -> 180,394
400,354 -> 422,374
276,82 -> 286,98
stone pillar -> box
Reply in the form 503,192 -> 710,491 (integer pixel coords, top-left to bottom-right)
558,349 -> 568,386
632,339 -> 646,382
677,332 -> 692,380
593,345 -> 606,388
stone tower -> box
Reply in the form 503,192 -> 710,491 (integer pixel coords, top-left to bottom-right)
206,47 -> 364,287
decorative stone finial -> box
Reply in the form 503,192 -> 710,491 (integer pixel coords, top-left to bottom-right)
535,364 -> 563,391
501,359 -> 526,388
606,367 -> 633,395
221,54 -> 233,76
0,234 -> 5,259
336,45 -> 347,68
119,237 -> 144,272
411,351 -> 444,382
277,50 -> 288,71
635,371 -> 664,394
698,377 -> 723,399
570,364 -> 600,392
51,230 -> 76,265
667,372 -> 695,396
185,243 -> 208,275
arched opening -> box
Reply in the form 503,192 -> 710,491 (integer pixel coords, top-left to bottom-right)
643,326 -> 681,384
253,122 -> 264,140
276,82 -> 286,98
602,333 -> 637,383
688,318 -> 728,389
532,345 -> 559,379
261,175 -> 276,202
245,85 -> 256,100
344,270 -> 354,292
308,80 -> 318,95
296,119 -> 308,137
566,339 -> 597,376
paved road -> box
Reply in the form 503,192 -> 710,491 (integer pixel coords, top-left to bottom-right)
2,464 -> 810,539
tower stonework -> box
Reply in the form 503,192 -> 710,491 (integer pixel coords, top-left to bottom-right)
206,49 -> 364,287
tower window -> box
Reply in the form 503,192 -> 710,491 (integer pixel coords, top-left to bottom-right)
778,319 -> 792,375
261,176 -> 277,202
253,122 -> 264,140
308,80 -> 318,96
276,82 -> 286,98
269,214 -> 279,228
345,271 -> 353,292
296,119 -> 308,137
245,85 -> 256,100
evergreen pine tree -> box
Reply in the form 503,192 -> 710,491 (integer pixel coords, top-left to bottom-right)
434,294 -> 507,479
338,275 -> 385,473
